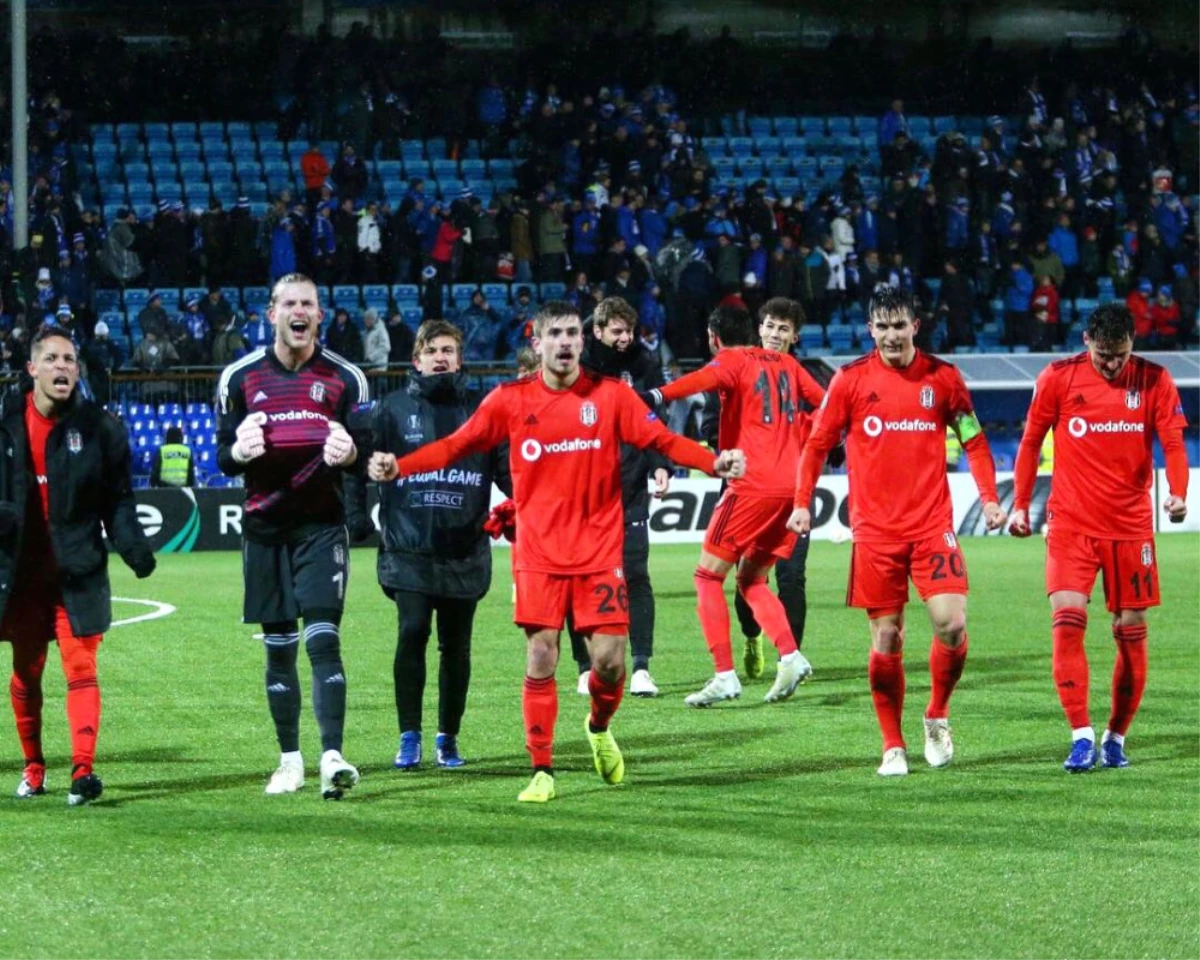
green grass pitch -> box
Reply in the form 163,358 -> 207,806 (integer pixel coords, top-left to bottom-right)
1,537 -> 1197,959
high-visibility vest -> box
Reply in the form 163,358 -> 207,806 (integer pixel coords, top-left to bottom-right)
945,427 -> 963,468
159,443 -> 192,487
1038,430 -> 1054,475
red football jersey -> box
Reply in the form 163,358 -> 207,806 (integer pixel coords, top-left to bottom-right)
796,350 -> 985,542
1015,353 -> 1188,538
395,370 -> 718,575
658,347 -> 825,498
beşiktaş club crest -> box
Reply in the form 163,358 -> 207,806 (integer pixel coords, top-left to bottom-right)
67,429 -> 82,454
408,414 -> 421,431
310,381 -> 325,403
1141,542 -> 1153,567
1125,389 -> 1141,410
943,532 -> 957,548
919,385 -> 936,409
580,400 -> 598,426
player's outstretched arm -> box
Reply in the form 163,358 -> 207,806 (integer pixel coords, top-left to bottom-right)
393,392 -> 508,479
1012,369 -> 1057,527
643,362 -> 727,407
618,388 -> 737,477
1155,371 -> 1191,524
793,370 -> 850,514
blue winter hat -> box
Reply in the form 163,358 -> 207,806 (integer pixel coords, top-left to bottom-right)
157,199 -> 171,212
1000,191 -> 1013,203
1173,262 -> 1188,279
600,103 -> 616,118
987,115 -> 1004,127
690,245 -> 707,261
186,296 -> 201,308
1138,278 -> 1153,294
422,265 -> 437,281
954,195 -> 969,207
684,196 -> 699,210
72,232 -> 85,244
236,196 -> 250,209
1159,283 -> 1173,297
627,160 -> 641,172
458,186 -> 473,200
56,304 -> 72,317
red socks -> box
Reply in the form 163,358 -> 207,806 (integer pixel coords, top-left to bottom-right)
60,635 -> 102,776
1051,607 -> 1090,729
9,642 -> 48,768
1108,623 -> 1148,737
695,567 -> 734,673
868,650 -> 906,750
522,675 -> 558,769
588,670 -> 625,732
925,636 -> 967,720
736,576 -> 798,656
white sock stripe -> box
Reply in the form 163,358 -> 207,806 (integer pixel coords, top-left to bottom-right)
303,624 -> 340,639
263,633 -> 300,646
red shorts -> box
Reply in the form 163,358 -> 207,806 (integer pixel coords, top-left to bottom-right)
1046,529 -> 1160,613
513,568 -> 629,635
703,493 -> 796,565
847,532 -> 969,613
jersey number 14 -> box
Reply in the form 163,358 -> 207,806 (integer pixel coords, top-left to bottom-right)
753,370 -> 796,426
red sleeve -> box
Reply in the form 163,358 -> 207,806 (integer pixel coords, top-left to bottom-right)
657,352 -> 741,403
396,388 -> 508,476
617,387 -> 717,475
1014,368 -> 1058,511
963,434 -> 999,503
1154,369 -> 1190,499
794,369 -> 851,508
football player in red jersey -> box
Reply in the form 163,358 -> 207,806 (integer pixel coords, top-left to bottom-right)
789,287 -> 1006,776
369,301 -> 745,802
1009,303 -> 1190,772
643,300 -> 826,707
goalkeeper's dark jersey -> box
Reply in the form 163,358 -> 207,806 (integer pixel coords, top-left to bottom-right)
217,345 -> 369,544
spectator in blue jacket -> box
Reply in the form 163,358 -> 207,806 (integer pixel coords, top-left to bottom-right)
878,99 -> 908,149
945,196 -> 970,252
477,76 -> 508,130
1003,257 -> 1035,346
244,308 -> 273,350
459,289 -> 503,361
571,193 -> 602,278
855,195 -> 879,253
1154,193 -> 1189,256
269,216 -> 296,283
1048,212 -> 1080,300
639,197 -> 668,257
638,282 -> 666,341
744,233 -> 767,287
613,192 -> 640,250
991,191 -> 1016,239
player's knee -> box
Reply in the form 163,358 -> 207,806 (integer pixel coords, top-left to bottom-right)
1114,609 -> 1147,629
735,572 -> 767,595
526,637 -> 559,675
694,567 -> 725,589
303,613 -> 342,665
872,623 -> 904,653
932,612 -> 967,645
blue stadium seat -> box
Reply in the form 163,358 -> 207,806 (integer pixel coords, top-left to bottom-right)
835,135 -> 862,154
932,115 -> 958,134
170,121 -> 196,142
482,283 -> 510,304
236,160 -> 263,183
451,283 -> 478,305
793,156 -> 818,177
431,159 -> 459,180
438,178 -> 466,197
175,142 -> 202,164
128,183 -> 154,206
155,182 -> 183,203
146,141 -> 174,161
738,159 -> 766,179
487,158 -> 514,178
95,289 -> 121,311
183,181 -> 211,205
115,122 -> 141,142
254,121 -> 278,141
800,117 -> 826,136
425,137 -> 447,159
401,306 -> 423,330
819,156 -> 845,178
799,324 -> 825,350
773,177 -> 801,198
404,159 -> 432,181
202,140 -> 229,164
773,118 -> 798,138
198,121 -> 223,139
539,282 -> 566,302
460,159 -> 487,180
90,123 -> 115,143
727,137 -> 754,158
124,161 -> 150,182
392,284 -> 419,305
764,156 -> 791,179
362,284 -> 390,308
151,159 -> 179,182
376,160 -> 403,182
746,116 -> 773,137
259,141 -> 286,164
907,116 -> 932,137
206,159 -> 234,182
828,117 -> 853,135
242,286 -> 269,309
400,139 -> 425,160
781,136 -> 807,157
755,136 -> 783,157
333,285 -> 361,308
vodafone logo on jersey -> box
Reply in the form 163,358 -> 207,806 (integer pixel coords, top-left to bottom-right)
862,416 -> 939,437
519,437 -> 603,461
1066,417 -> 1145,438
268,409 -> 328,424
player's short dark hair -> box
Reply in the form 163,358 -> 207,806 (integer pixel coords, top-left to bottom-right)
1087,302 -> 1134,345
758,297 -> 806,331
413,319 -> 463,360
532,300 -> 581,338
593,296 -> 637,331
165,425 -> 184,444
269,272 -> 318,306
30,323 -> 76,358
707,305 -> 756,346
867,286 -> 916,325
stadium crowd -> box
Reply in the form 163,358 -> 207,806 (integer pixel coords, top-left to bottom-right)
0,25 -> 1196,385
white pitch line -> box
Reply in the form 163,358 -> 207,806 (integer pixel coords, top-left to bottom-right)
111,597 -> 177,628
